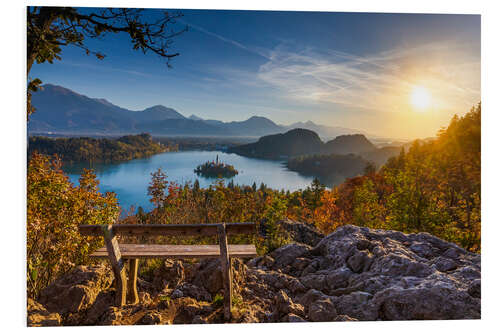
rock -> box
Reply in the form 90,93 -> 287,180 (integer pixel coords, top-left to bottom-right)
291,257 -> 312,271
274,290 -> 305,317
435,257 -> 458,272
279,218 -> 324,246
171,289 -> 184,299
192,315 -> 207,324
332,291 -> 377,320
261,255 -> 275,268
325,267 -> 352,290
468,279 -> 481,298
308,298 -> 337,322
172,283 -> 212,302
347,250 -> 373,273
27,298 -> 61,327
83,290 -> 115,325
372,285 -> 480,320
153,259 -> 185,290
270,243 -> 311,269
139,292 -> 152,304
39,264 -> 113,315
300,274 -> 327,291
141,311 -> 162,325
32,223 -> 480,325
284,313 -> 307,322
172,298 -> 213,324
298,289 -> 329,310
191,259 -> 223,293
334,314 -> 358,321
99,306 -> 122,325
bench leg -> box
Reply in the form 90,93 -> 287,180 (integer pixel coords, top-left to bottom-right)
102,225 -> 127,307
217,224 -> 232,320
127,259 -> 139,304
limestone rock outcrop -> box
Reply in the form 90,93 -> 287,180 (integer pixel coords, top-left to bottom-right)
32,224 -> 480,325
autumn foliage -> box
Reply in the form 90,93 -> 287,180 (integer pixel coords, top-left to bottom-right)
27,153 -> 120,298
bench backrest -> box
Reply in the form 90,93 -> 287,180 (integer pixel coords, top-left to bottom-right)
78,223 -> 255,237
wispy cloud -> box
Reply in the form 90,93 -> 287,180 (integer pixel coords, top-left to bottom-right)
254,42 -> 480,114
63,61 -> 156,78
180,19 -> 271,60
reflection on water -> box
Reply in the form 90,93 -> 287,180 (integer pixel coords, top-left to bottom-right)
64,150 -> 318,214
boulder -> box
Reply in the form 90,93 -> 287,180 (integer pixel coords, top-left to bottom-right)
308,298 -> 337,322
172,283 -> 212,302
279,218 -> 324,246
191,259 -> 223,293
141,311 -> 162,325
285,313 -> 307,322
274,290 -> 305,317
39,264 -> 113,314
27,298 -> 61,327
153,259 -> 185,291
270,243 -> 311,269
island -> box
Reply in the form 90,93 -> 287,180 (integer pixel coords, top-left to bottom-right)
194,155 -> 239,178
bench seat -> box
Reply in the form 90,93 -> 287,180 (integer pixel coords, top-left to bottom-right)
90,243 -> 257,259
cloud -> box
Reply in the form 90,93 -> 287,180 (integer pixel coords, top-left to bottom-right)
254,42 -> 480,114
63,61 -> 155,78
180,19 -> 271,60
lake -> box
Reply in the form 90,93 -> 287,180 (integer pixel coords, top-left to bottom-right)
63,150 -> 316,214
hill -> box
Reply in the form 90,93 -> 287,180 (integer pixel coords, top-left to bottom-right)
286,153 -> 370,186
323,134 -> 376,154
228,129 -> 398,164
229,128 -> 324,159
284,121 -> 372,140
28,133 -> 173,163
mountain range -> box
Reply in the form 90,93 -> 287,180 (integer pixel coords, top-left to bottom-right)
29,84 -> 369,138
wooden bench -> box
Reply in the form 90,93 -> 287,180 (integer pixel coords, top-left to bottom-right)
78,223 -> 257,319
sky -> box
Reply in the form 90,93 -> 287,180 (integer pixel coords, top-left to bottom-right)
30,9 -> 480,140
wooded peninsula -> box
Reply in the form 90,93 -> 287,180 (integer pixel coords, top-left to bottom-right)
28,133 -> 175,163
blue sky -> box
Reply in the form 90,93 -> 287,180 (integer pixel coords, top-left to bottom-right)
30,9 -> 480,139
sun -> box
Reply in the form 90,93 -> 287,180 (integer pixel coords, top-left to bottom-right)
410,86 -> 431,110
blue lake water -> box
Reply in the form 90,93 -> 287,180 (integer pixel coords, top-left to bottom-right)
63,150 -> 316,214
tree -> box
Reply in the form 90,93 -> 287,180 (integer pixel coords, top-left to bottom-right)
148,168 -> 168,208
27,6 -> 187,117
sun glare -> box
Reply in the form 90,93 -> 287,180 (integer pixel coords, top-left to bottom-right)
410,86 -> 431,110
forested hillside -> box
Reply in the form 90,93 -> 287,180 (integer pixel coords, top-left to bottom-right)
29,133 -> 174,163
286,153 -> 370,186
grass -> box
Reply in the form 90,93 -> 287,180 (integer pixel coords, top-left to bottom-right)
212,294 -> 224,308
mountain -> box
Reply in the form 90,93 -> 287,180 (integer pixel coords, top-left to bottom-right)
132,105 -> 185,122
323,134 -> 377,155
136,118 -> 228,135
188,114 -> 204,121
29,84 -> 285,136
228,128 -> 324,159
220,116 -> 283,136
285,121 -> 370,140
29,84 -> 373,138
29,84 -> 136,133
